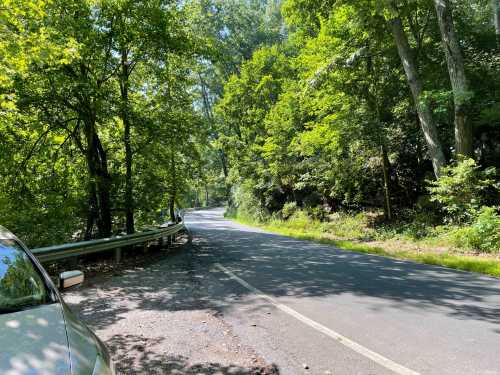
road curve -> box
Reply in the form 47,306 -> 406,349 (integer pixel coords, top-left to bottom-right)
185,208 -> 500,375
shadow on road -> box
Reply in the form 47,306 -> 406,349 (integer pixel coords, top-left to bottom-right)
187,209 -> 500,327
68,209 -> 500,332
63,209 -> 500,374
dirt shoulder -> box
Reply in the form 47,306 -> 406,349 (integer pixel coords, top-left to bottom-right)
61,242 -> 278,375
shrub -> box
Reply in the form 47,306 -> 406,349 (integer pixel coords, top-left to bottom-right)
376,208 -> 441,241
320,212 -> 374,240
306,205 -> 327,220
286,210 -> 313,229
231,182 -> 268,222
428,158 -> 498,224
281,201 -> 298,220
450,207 -> 500,252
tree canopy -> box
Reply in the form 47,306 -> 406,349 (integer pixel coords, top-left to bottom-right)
1,0 -> 499,249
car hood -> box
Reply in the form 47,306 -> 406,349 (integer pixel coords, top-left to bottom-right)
60,302 -> 100,375
0,303 -> 71,375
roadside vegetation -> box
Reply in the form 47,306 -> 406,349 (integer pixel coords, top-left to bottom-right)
228,210 -> 500,277
226,158 -> 500,276
216,1 -> 500,275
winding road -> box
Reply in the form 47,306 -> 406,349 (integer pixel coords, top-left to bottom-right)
68,208 -> 500,374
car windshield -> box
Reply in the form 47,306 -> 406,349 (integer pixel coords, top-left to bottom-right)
0,239 -> 50,313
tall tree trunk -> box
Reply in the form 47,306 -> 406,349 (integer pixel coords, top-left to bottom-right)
72,119 -> 98,240
218,149 -> 229,179
169,197 -> 176,223
365,45 -> 394,221
199,73 -> 231,191
493,0 -> 500,45
94,131 -> 112,237
85,184 -> 98,240
83,117 -> 112,238
120,48 -> 135,234
390,16 -> 447,178
434,0 -> 474,158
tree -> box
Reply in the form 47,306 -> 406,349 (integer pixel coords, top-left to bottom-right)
102,0 -> 192,233
0,0 -> 77,108
493,0 -> 500,44
388,6 -> 447,178
9,0 -> 117,238
2,0 -> 203,243
283,0 -> 449,180
187,0 -> 286,200
434,0 -> 474,158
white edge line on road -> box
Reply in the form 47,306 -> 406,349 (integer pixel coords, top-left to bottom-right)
214,263 -> 421,375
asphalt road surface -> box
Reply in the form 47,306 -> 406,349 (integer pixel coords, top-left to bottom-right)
67,208 -> 500,375
183,208 -> 500,375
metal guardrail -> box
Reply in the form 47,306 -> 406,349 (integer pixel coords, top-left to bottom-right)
32,223 -> 186,263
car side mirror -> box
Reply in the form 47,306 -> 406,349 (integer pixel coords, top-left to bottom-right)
59,270 -> 84,290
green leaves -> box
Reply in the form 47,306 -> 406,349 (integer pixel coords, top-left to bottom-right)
0,0 -> 79,114
428,158 -> 499,224
0,0 -> 209,244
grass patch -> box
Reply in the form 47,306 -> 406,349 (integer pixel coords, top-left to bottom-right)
230,215 -> 500,278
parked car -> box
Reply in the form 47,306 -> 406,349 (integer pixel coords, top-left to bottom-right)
0,225 -> 115,374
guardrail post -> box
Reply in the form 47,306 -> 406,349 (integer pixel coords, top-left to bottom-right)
114,248 -> 122,263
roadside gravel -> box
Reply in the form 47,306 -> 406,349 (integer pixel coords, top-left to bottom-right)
63,243 -> 278,375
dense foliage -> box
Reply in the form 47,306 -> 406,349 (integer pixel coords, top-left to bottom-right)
1,0 -> 211,246
212,0 -> 500,252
